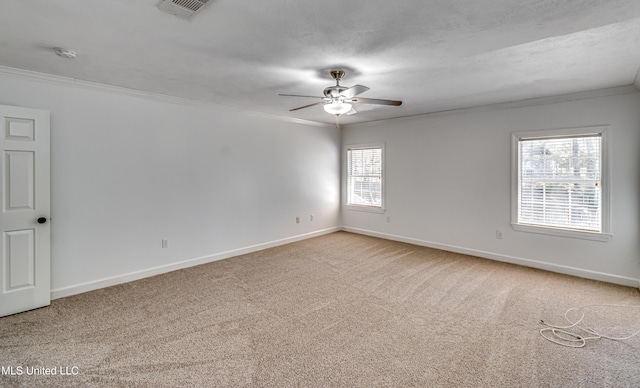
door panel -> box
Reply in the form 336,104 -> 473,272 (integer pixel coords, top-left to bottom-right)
5,151 -> 35,210
0,105 -> 50,317
5,229 -> 35,290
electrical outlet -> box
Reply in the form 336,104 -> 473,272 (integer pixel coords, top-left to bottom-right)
296,217 -> 300,224
386,216 -> 391,223
162,239 -> 169,248
310,214 -> 315,221
496,230 -> 503,239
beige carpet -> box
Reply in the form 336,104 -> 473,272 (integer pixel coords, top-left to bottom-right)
1,231 -> 639,387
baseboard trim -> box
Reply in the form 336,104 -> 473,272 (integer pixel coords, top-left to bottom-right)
50,225 -> 639,299
51,227 -> 341,300
342,227 -> 640,288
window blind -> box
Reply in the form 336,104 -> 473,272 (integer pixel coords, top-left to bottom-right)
347,147 -> 382,207
518,134 -> 601,232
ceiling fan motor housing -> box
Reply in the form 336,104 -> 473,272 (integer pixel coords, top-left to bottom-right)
324,70 -> 348,98
324,86 -> 349,98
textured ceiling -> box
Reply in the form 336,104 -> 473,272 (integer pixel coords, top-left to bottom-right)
1,0 -> 640,125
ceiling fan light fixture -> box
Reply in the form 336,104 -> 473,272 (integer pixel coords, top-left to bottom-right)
323,101 -> 352,115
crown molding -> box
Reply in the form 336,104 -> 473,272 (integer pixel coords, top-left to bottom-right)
3,64 -> 636,131
0,65 -> 334,129
344,84 -> 639,129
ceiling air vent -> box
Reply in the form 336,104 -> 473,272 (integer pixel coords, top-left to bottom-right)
158,0 -> 210,19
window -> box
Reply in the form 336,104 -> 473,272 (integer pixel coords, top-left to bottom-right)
346,145 -> 384,211
511,127 -> 610,241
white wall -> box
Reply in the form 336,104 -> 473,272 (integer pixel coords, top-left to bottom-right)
0,71 -> 341,296
2,69 -> 637,297
342,91 -> 640,286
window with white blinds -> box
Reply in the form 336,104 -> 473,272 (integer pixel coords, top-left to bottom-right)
512,127 -> 610,240
347,146 -> 383,208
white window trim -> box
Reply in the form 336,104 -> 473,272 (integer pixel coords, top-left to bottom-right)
344,143 -> 386,213
510,126 -> 612,241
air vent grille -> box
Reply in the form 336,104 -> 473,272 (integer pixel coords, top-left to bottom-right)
158,0 -> 210,19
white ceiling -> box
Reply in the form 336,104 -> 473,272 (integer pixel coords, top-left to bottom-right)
1,0 -> 640,125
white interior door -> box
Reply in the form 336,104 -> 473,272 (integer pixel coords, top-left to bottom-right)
0,105 -> 50,317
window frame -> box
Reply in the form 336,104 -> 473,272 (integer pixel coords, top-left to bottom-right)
510,126 -> 611,241
344,143 -> 386,213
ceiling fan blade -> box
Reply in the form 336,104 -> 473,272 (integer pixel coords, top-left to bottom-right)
279,93 -> 325,99
346,106 -> 357,115
289,102 -> 325,111
341,85 -> 370,98
350,97 -> 402,106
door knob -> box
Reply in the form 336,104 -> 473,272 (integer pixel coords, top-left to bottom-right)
37,217 -> 47,224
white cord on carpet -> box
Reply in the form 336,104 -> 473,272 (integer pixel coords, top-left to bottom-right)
539,304 -> 640,348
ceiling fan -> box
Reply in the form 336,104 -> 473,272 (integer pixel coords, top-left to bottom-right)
279,70 -> 402,116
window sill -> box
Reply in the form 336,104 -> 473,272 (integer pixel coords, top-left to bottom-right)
345,204 -> 386,214
511,223 -> 612,242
